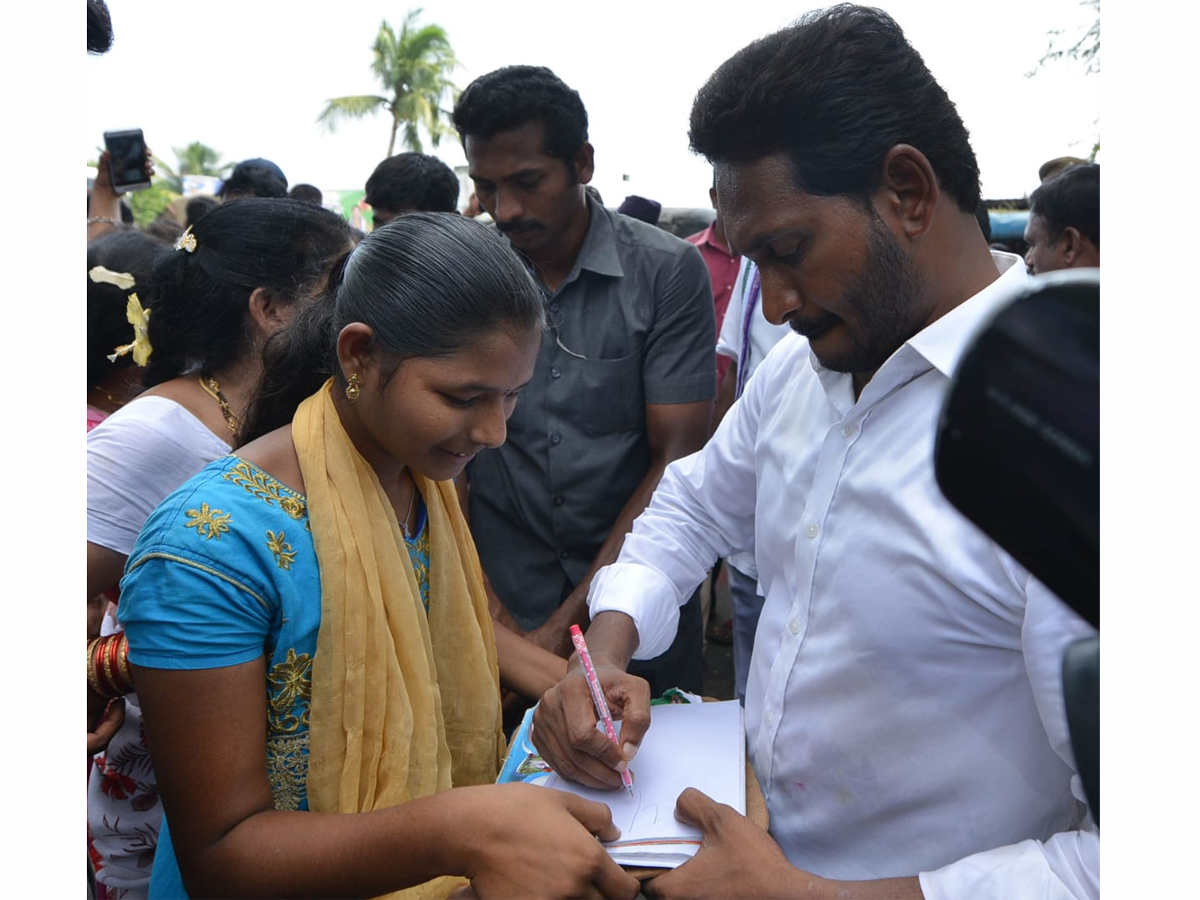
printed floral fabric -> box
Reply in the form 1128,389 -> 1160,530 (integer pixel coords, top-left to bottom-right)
89,401 -> 156,898
88,706 -> 159,897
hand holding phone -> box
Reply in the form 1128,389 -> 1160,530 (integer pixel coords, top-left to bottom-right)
103,129 -> 152,194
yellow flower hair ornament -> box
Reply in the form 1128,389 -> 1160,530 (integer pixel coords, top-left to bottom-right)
107,292 -> 153,366
174,225 -> 197,253
88,266 -> 136,291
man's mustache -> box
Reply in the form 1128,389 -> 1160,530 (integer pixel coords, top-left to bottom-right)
789,314 -> 839,339
497,219 -> 542,234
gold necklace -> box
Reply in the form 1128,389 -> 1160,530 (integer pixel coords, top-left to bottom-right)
90,385 -> 123,408
400,474 -> 418,540
198,373 -> 239,436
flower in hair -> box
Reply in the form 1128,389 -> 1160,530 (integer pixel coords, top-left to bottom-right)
107,292 -> 153,366
88,266 -> 136,290
174,225 -> 197,253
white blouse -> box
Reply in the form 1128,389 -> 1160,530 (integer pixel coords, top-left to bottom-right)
87,395 -> 231,557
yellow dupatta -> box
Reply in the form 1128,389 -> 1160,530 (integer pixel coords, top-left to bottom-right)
293,380 -> 506,900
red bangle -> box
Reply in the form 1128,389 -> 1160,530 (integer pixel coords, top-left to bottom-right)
87,634 -> 134,698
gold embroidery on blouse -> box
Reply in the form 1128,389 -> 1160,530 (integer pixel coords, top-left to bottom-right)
224,460 -> 307,520
279,496 -> 306,520
407,526 -> 431,604
266,530 -> 297,570
266,732 -> 309,812
184,503 -> 232,540
267,648 -> 312,734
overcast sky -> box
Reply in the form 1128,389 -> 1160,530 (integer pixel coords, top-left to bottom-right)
84,0 -> 1100,208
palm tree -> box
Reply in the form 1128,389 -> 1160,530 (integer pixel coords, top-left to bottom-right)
317,10 -> 459,157
155,142 -> 233,194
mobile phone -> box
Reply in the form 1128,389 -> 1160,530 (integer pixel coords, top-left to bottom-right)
103,129 -> 151,194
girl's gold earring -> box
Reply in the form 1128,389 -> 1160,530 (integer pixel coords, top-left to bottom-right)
344,373 -> 362,403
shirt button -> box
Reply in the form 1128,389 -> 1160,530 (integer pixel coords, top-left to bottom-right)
765,711 -> 774,726
553,495 -> 565,507
789,618 -> 800,635
549,304 -> 560,315
841,424 -> 856,438
559,550 -> 569,560
550,432 -> 562,445
550,366 -> 562,379
805,523 -> 819,539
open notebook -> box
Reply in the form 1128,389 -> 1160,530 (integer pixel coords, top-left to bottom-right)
498,697 -> 746,868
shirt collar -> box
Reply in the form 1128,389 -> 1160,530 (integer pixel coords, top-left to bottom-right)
907,250 -> 1028,377
695,221 -> 735,258
570,193 -> 624,280
813,250 -> 1030,411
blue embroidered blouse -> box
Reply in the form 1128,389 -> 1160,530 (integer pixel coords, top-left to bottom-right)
118,455 -> 429,898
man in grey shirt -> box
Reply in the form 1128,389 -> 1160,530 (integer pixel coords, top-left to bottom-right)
452,65 -> 715,696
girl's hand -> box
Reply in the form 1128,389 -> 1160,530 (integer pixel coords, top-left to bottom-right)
451,782 -> 640,899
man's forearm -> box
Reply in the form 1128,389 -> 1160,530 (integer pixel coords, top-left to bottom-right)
483,568 -> 526,634
543,456 -> 672,631
578,611 -> 642,671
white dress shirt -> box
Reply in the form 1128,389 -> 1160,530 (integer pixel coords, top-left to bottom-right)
715,257 -> 792,579
590,251 -> 1099,898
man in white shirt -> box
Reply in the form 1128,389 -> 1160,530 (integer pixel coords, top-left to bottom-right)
532,6 -> 1098,899
712,256 -> 791,702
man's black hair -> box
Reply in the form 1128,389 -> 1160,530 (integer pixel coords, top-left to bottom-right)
289,183 -> 324,205
975,200 -> 992,242
689,4 -> 981,213
1029,164 -> 1099,248
88,0 -> 113,54
220,159 -> 288,200
452,65 -> 589,167
364,153 -> 460,215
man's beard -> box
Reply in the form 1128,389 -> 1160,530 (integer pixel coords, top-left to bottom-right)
796,216 -> 926,375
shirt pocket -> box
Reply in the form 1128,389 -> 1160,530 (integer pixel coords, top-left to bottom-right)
580,351 -> 643,434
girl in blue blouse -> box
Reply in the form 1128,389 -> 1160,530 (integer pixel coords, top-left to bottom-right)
117,214 -> 640,900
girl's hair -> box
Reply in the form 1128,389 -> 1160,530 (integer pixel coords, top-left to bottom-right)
87,228 -> 173,386
142,198 -> 359,387
240,212 -> 545,445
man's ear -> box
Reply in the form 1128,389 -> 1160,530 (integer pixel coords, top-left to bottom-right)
874,144 -> 939,240
575,141 -> 596,185
1060,226 -> 1083,265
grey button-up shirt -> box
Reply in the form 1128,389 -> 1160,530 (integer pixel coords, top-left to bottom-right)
468,196 -> 716,630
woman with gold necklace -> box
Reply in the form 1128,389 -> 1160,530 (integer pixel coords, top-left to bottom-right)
86,198 -> 360,899
115,214 -> 639,900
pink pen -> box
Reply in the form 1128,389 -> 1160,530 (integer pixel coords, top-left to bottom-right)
569,624 -> 635,796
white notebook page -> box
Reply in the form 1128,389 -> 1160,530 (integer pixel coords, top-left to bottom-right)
540,700 -> 746,854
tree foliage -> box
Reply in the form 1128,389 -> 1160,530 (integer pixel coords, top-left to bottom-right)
317,9 -> 459,157
154,141 -> 233,194
1035,0 -> 1099,75
1030,0 -> 1100,159
128,182 -> 177,229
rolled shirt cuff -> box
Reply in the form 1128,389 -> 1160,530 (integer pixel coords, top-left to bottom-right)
588,562 -> 685,660
919,835 -> 1099,900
